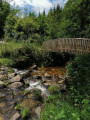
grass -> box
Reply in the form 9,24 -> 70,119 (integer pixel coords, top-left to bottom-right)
0,40 -> 51,67
0,58 -> 14,66
24,90 -> 30,95
48,85 -> 59,94
0,41 -> 23,57
21,108 -> 30,118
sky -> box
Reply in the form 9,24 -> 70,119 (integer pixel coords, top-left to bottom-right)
7,0 -> 68,14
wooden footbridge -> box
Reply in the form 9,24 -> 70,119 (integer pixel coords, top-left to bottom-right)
43,38 -> 90,54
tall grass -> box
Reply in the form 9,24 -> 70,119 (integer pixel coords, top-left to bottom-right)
0,40 -> 51,67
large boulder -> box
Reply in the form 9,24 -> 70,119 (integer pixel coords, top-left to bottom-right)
10,112 -> 20,120
7,82 -> 23,88
8,73 -> 16,79
0,115 -> 4,120
9,75 -> 21,84
35,106 -> 41,118
0,81 -> 4,88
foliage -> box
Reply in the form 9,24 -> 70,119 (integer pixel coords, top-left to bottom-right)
67,54 -> 90,105
4,81 -> 9,86
1,0 -> 90,41
21,108 -> 30,118
15,104 -> 21,110
48,85 -> 59,94
40,94 -> 90,120
0,58 -> 14,66
0,0 -> 10,38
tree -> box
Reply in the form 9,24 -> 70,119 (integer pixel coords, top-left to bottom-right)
0,0 -> 10,38
59,0 -> 90,38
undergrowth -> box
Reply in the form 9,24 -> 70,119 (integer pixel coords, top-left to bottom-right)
40,94 -> 90,120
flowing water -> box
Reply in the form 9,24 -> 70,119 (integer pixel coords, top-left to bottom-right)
0,66 -> 66,120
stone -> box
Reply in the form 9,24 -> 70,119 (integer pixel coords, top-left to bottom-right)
30,65 -> 37,70
59,84 -> 66,91
43,82 -> 51,87
21,70 -> 30,79
44,73 -> 51,78
10,112 -> 20,120
35,106 -> 41,118
0,81 -> 4,88
58,76 -> 65,80
33,75 -> 41,79
0,116 -> 4,120
0,75 -> 5,80
8,73 -> 15,79
0,93 -> 5,98
7,82 -> 23,88
0,66 -> 5,71
58,80 -> 64,84
9,75 -> 21,83
0,102 -> 6,108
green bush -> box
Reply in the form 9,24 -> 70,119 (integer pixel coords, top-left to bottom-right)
67,54 -> 90,105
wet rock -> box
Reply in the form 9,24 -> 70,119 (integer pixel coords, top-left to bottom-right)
0,102 -> 6,108
21,65 -> 37,79
0,66 -> 5,71
0,75 -> 6,81
43,82 -> 51,88
35,106 -> 41,118
0,81 -> 4,88
0,71 -> 3,75
9,75 -> 21,83
33,75 -> 41,79
0,115 -> 4,120
21,70 -> 31,79
58,76 -> 65,80
0,93 -> 6,98
59,84 -> 66,91
8,73 -> 16,79
10,112 -> 20,120
58,80 -> 65,84
7,82 -> 23,88
44,73 -> 51,78
29,65 -> 37,70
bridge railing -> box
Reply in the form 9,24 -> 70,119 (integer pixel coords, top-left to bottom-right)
42,38 -> 90,54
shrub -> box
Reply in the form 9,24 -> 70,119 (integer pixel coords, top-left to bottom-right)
40,94 -> 90,120
67,54 -> 90,105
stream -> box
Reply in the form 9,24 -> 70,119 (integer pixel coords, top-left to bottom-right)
0,66 -> 66,120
